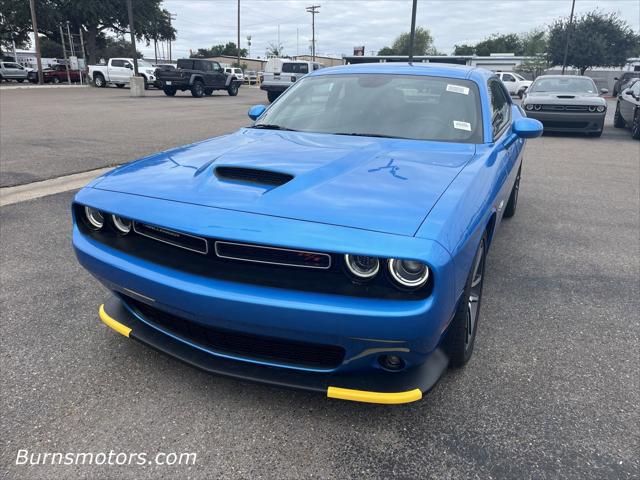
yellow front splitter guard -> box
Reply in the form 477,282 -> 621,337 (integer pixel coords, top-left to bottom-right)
99,304 -> 132,338
327,386 -> 422,404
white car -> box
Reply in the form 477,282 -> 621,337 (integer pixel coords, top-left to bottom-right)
260,59 -> 322,102
88,58 -> 157,89
224,67 -> 244,82
496,72 -> 532,98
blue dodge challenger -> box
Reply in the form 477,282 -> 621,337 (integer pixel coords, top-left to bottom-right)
73,63 -> 542,404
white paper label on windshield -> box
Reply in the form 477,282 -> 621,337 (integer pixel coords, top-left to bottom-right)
446,84 -> 470,95
453,120 -> 472,131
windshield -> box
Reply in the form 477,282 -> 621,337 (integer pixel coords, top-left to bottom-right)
529,77 -> 597,93
255,74 -> 482,143
513,73 -> 525,81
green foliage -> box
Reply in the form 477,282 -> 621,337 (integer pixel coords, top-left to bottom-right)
391,27 -> 435,55
191,42 -> 248,58
474,33 -> 524,56
521,29 -> 547,56
94,35 -> 143,61
38,37 -> 63,58
377,46 -> 395,56
547,10 -> 640,74
0,0 -> 42,51
453,44 -> 475,55
265,42 -> 284,57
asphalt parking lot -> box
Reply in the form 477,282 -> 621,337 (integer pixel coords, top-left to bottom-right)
1,86 -> 639,479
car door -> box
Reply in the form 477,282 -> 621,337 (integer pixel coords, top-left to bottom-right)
620,81 -> 640,124
500,73 -> 517,95
211,62 -> 226,88
488,79 -> 519,215
4,62 -> 24,79
110,59 -> 130,82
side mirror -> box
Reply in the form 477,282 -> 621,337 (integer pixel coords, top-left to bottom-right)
126,64 -> 133,69
600,88 -> 609,95
513,117 -> 543,139
625,90 -> 634,95
614,77 -> 619,81
248,104 -> 267,120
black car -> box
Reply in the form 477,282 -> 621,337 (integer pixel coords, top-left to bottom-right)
614,78 -> 640,139
612,71 -> 640,96
156,59 -> 242,97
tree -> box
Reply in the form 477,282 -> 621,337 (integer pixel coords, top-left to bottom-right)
94,35 -> 142,61
377,46 -> 394,56
0,0 -> 34,53
453,44 -> 475,55
521,29 -> 547,56
38,36 -> 63,58
191,42 -> 247,58
391,27 -> 435,55
474,33 -> 524,56
265,42 -> 283,57
547,11 -> 640,75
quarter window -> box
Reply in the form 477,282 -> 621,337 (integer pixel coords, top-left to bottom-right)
111,60 -> 125,67
488,79 -> 511,139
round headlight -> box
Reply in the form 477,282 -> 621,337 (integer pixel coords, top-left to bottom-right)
588,105 -> 596,112
534,104 -> 542,111
344,254 -> 379,279
84,206 -> 104,230
596,105 -> 605,112
388,259 -> 430,289
111,215 -> 132,234
524,104 -> 534,111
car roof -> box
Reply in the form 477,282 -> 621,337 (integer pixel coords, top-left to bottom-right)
310,62 -> 493,82
534,75 -> 593,80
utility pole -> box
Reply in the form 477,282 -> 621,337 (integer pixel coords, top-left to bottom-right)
79,28 -> 86,85
237,0 -> 241,67
296,28 -> 299,57
10,32 -> 17,61
561,0 -> 576,75
306,5 -> 320,61
59,25 -> 71,83
247,35 -> 252,58
28,0 -> 43,84
407,0 -> 418,64
126,0 -> 139,75
66,21 -> 75,57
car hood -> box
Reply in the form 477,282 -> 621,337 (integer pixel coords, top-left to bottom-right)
524,92 -> 606,105
93,129 -> 475,236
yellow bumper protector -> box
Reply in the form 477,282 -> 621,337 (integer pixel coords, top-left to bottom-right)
327,386 -> 422,404
99,304 -> 132,338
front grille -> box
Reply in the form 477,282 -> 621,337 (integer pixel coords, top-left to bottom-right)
215,241 -> 331,269
125,296 -> 345,369
540,104 -> 589,112
543,120 -> 589,129
215,166 -> 293,187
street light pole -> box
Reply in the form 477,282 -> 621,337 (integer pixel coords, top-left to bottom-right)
561,0 -> 576,75
407,0 -> 418,64
306,5 -> 320,61
237,0 -> 241,67
126,0 -> 139,76
28,0 -> 43,84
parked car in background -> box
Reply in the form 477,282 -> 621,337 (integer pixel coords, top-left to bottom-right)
523,75 -> 608,137
244,70 -> 258,85
224,67 -> 244,82
28,64 -> 81,84
88,58 -> 157,89
152,64 -> 176,88
614,79 -> 640,139
260,58 -> 322,102
496,71 -> 532,98
0,61 -> 28,82
612,72 -> 640,96
156,58 -> 242,97
72,63 -> 543,405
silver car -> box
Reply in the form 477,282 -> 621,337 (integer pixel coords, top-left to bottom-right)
0,61 -> 29,83
523,75 -> 608,137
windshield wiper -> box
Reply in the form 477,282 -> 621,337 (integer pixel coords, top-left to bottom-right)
251,124 -> 298,131
333,132 -> 411,140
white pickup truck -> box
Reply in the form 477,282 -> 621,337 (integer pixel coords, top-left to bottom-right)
88,58 -> 157,89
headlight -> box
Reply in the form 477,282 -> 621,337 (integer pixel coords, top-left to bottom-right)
388,259 -> 430,288
524,104 -> 534,111
596,105 -> 606,112
588,105 -> 596,112
111,215 -> 132,234
84,206 -> 104,230
345,254 -> 379,279
534,104 -> 542,111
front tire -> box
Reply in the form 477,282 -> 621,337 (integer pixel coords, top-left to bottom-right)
632,110 -> 640,140
503,167 -> 520,218
116,83 -> 125,88
227,83 -> 239,96
52,77 -> 60,84
191,80 -> 204,98
93,74 -> 106,88
445,233 -> 487,368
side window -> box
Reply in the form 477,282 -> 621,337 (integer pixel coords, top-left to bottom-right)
212,62 -> 221,72
203,62 -> 212,72
111,60 -> 124,67
503,73 -> 516,82
488,79 -> 511,139
312,63 -> 319,71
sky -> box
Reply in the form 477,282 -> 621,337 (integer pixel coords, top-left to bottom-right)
144,0 -> 640,60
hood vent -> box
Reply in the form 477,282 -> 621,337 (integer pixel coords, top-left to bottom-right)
215,166 -> 294,187
556,95 -> 575,99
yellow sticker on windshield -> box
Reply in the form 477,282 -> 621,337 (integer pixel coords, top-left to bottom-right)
453,120 -> 472,131
446,84 -> 470,95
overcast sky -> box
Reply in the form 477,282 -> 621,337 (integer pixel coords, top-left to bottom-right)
147,0 -> 640,60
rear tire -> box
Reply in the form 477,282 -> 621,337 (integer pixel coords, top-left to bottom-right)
142,75 -> 149,90
267,91 -> 279,103
445,233 -> 487,368
227,83 -> 239,96
52,77 -> 60,84
204,88 -> 213,96
613,103 -> 625,128
191,80 -> 204,98
17,79 -> 24,83
503,167 -> 520,219
116,83 -> 125,88
163,87 -> 177,96
588,130 -> 602,138
93,74 -> 106,88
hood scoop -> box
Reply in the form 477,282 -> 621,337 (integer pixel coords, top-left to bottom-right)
556,94 -> 575,98
214,166 -> 294,187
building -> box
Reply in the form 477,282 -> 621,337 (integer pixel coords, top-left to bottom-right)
343,53 -> 527,71
292,55 -> 343,67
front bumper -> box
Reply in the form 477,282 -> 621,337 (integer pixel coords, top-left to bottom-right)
260,83 -> 290,93
525,110 -> 605,132
99,295 -> 446,404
